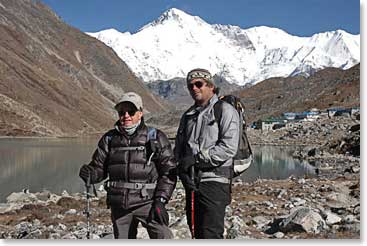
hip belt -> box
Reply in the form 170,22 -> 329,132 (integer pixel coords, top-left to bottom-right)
105,180 -> 157,198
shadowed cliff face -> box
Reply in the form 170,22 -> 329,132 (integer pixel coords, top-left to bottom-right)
0,0 -> 166,137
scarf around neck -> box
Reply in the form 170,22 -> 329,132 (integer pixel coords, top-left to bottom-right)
121,120 -> 141,135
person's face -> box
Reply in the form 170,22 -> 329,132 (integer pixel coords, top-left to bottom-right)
117,102 -> 143,127
187,78 -> 214,105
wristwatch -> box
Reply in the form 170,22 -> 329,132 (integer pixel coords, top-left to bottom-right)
156,197 -> 168,204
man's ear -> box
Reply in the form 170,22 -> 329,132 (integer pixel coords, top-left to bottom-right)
207,83 -> 215,92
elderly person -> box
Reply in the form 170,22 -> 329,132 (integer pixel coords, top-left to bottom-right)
79,92 -> 176,239
174,68 -> 240,239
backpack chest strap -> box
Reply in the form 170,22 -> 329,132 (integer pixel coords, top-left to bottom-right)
116,146 -> 145,151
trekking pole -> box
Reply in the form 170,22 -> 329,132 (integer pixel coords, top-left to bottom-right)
190,165 -> 195,239
83,176 -> 91,239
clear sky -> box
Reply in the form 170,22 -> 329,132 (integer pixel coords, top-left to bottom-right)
41,0 -> 360,37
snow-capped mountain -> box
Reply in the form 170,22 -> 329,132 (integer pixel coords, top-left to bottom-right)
87,8 -> 360,86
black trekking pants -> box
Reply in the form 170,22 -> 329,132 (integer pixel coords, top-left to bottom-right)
185,181 -> 231,239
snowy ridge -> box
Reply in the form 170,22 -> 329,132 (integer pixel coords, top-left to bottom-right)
87,8 -> 360,86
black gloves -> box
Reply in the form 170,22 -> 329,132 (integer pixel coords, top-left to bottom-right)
79,164 -> 96,184
179,154 -> 213,172
178,154 -> 214,191
178,172 -> 198,192
178,155 -> 198,192
196,160 -> 213,170
147,197 -> 169,225
178,155 -> 197,173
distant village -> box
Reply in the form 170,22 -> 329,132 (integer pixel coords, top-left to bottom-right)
251,107 -> 360,132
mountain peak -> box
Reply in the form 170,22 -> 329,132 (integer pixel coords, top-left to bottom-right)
89,9 -> 360,86
154,8 -> 191,24
140,8 -> 206,31
163,8 -> 188,17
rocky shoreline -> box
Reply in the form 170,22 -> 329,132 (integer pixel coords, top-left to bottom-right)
0,169 -> 360,239
0,115 -> 360,239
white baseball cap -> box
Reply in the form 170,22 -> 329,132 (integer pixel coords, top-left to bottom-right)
114,92 -> 143,111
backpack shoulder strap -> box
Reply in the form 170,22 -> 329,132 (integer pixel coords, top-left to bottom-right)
147,127 -> 157,141
213,99 -> 224,124
146,127 -> 159,166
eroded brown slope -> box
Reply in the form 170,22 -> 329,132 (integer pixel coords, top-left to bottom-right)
0,0 -> 166,136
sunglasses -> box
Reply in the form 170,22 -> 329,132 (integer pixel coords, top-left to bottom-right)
188,81 -> 206,91
118,110 -> 138,117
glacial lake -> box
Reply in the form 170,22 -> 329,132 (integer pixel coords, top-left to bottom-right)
0,138 -> 316,202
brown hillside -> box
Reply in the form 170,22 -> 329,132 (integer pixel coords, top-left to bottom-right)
0,0 -> 166,137
237,64 -> 360,123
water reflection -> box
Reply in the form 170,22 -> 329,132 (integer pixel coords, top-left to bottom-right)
0,139 -> 315,202
240,145 -> 316,182
0,138 -> 99,203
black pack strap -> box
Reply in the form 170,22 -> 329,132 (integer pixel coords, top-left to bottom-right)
213,100 -> 224,140
213,99 -> 223,124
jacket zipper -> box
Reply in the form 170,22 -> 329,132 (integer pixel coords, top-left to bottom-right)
125,138 -> 130,208
126,139 -> 130,182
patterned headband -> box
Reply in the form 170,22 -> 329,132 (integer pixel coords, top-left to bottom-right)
187,70 -> 213,83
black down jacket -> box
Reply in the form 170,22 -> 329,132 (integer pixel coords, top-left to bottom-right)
87,121 -> 177,209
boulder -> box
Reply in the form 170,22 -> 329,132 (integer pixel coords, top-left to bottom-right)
252,216 -> 271,229
279,207 -> 326,234
323,211 -> 342,225
326,192 -> 359,209
56,196 -> 80,209
0,203 -> 23,214
6,192 -> 38,204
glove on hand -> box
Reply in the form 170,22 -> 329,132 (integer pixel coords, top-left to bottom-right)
196,160 -> 213,171
178,172 -> 198,192
178,155 -> 197,173
178,155 -> 198,192
147,198 -> 169,225
79,164 -> 96,184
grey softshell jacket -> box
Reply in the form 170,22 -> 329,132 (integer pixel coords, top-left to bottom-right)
175,94 -> 240,183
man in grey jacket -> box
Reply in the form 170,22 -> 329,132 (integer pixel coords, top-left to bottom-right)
175,68 -> 240,239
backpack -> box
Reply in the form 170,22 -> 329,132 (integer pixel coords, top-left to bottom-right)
146,127 -> 160,166
213,95 -> 253,178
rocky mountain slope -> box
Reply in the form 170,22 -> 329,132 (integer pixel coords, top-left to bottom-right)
237,63 -> 360,123
145,63 -> 359,137
88,8 -> 360,85
0,0 -> 166,137
146,75 -> 241,109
